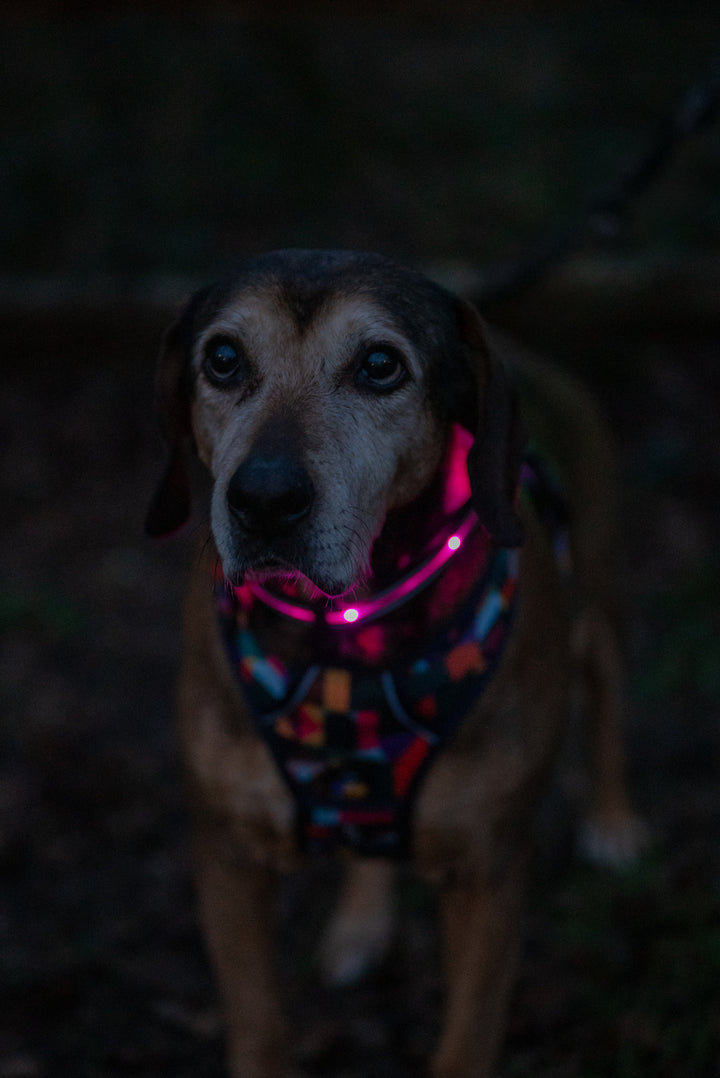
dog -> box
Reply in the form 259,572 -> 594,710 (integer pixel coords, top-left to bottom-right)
146,249 -> 645,1077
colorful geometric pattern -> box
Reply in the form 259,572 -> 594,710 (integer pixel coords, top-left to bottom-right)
214,543 -> 519,858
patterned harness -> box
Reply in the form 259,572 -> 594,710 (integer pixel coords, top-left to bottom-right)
214,450 -> 565,859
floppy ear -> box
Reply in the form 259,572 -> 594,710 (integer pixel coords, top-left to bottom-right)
453,298 -> 525,547
144,314 -> 194,537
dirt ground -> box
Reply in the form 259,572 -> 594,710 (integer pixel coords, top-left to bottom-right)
1,286 -> 719,1078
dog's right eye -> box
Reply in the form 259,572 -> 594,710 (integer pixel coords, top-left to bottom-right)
203,339 -> 244,385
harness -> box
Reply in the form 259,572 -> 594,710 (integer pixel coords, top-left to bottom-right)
215,541 -> 517,858
214,435 -> 564,859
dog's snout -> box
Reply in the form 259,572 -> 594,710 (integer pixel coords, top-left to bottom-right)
227,453 -> 315,536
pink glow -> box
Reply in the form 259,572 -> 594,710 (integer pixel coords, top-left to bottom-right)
443,425 -> 473,514
325,510 -> 478,627
246,583 -> 317,622
245,512 -> 478,627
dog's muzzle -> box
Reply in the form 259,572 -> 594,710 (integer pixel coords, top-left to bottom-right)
226,452 -> 315,538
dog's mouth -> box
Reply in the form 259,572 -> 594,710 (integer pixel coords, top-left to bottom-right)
241,565 -> 340,599
217,505 -> 373,598
228,550 -> 366,601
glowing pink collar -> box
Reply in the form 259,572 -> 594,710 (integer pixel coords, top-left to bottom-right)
246,505 -> 481,627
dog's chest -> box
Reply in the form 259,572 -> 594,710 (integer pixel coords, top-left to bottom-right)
214,547 -> 519,858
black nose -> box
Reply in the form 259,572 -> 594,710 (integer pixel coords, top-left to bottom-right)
226,453 -> 314,536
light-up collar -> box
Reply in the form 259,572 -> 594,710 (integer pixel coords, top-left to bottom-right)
245,505 -> 482,628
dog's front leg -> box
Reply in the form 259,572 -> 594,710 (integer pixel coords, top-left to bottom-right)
431,853 -> 527,1078
572,608 -> 648,867
192,831 -> 291,1078
320,859 -> 396,987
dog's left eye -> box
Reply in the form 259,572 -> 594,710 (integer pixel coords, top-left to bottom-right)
356,348 -> 407,392
203,338 -> 244,385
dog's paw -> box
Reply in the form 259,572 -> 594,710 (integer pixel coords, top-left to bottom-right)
319,904 -> 394,987
576,812 -> 650,870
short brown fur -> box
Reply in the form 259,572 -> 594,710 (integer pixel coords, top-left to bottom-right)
147,250 -> 645,1077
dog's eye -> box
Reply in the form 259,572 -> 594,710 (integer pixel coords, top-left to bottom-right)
356,348 -> 407,392
203,339 -> 243,384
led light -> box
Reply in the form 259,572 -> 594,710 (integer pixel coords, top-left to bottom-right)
342,608 -> 360,623
447,535 -> 462,551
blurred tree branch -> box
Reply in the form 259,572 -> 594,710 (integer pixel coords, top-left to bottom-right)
477,51 -> 720,307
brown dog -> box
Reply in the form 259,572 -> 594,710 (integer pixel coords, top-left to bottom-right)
146,250 -> 644,1077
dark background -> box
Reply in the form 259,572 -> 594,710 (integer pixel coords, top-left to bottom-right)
1,4 -> 720,1076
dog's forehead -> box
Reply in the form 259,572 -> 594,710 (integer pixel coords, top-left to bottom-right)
190,251 -> 459,349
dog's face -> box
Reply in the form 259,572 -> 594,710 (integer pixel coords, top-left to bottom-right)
192,290 -> 450,595
147,250 -> 523,594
